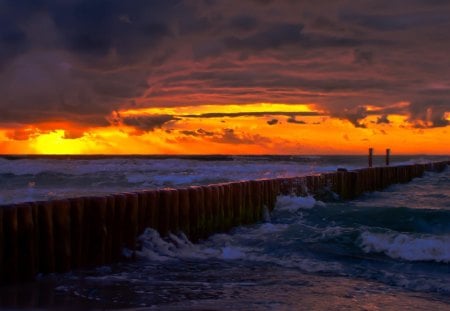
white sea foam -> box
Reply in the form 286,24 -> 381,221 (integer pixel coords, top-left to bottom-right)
359,231 -> 450,263
275,195 -> 320,211
136,228 -> 254,262
1,156 -> 445,205
0,157 -> 328,204
136,222 -> 340,274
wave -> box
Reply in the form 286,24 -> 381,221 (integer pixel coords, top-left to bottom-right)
275,195 -> 323,211
359,231 -> 450,263
0,157 -> 331,204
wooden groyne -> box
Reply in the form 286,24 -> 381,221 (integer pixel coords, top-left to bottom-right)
0,161 -> 448,284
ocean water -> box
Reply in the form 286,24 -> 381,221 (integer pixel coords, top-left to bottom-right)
0,155 -> 449,310
0,155 -> 446,205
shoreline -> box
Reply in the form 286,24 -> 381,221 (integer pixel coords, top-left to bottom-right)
1,269 -> 448,310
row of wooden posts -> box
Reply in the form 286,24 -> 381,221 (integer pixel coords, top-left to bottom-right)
0,161 -> 448,284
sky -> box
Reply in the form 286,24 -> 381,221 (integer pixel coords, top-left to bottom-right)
0,0 -> 449,155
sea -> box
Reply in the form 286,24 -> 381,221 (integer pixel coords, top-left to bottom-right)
0,155 -> 449,310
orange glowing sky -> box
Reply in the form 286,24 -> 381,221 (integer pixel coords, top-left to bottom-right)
1,1 -> 449,155
1,103 -> 448,155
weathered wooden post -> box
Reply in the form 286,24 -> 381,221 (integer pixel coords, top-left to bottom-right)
3,205 -> 18,282
86,196 -> 107,266
222,183 -> 234,231
202,186 -> 213,236
112,194 -> 126,260
188,186 -> 204,241
105,195 -> 116,264
368,148 -> 373,168
231,182 -> 243,226
37,201 -> 55,274
178,188 -> 191,237
69,197 -> 85,268
386,148 -> 390,166
52,199 -> 72,273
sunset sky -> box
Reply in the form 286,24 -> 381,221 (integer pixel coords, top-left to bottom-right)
0,0 -> 449,155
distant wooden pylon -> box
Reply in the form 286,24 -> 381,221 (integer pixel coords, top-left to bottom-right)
386,148 -> 390,166
368,148 -> 373,167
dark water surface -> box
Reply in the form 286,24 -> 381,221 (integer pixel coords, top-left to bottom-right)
0,156 -> 449,310
1,154 -> 447,204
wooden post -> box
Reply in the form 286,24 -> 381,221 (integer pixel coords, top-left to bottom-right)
112,194 -> 126,260
124,193 -> 139,251
158,190 -> 172,237
37,201 -> 55,274
16,203 -> 38,281
137,192 -> 149,235
87,196 -> 107,266
188,186 -> 204,241
231,182 -> 243,226
178,188 -> 191,237
105,195 -> 116,264
0,207 -> 3,282
250,181 -> 261,222
147,190 -> 160,232
212,185 -> 225,232
52,199 -> 72,273
69,198 -> 85,269
368,148 -> 373,168
2,205 -> 18,282
202,186 -> 213,236
170,189 -> 180,234
243,181 -> 254,224
269,179 -> 277,211
222,183 -> 233,231
386,148 -> 390,166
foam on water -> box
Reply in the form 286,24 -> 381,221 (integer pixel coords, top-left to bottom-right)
359,231 -> 450,263
136,229 -> 253,262
273,195 -> 319,211
1,155 -> 446,205
0,156 -> 325,204
0,156 -> 449,309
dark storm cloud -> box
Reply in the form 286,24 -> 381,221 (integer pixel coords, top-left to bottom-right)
48,0 -> 178,61
408,100 -> 450,128
353,49 -> 373,65
177,127 -> 270,145
211,128 -> 270,145
224,23 -> 304,51
180,130 -> 199,137
267,119 -> 278,125
121,115 -> 178,131
229,15 -> 259,32
376,115 -> 390,124
339,10 -> 450,32
181,128 -> 215,137
336,106 -> 368,128
158,69 -> 394,93
287,116 -> 306,124
0,0 -> 449,129
120,111 -> 319,133
197,128 -> 215,136
0,0 -> 183,126
183,111 -> 321,118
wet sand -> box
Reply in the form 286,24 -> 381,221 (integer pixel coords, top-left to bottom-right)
1,271 -> 448,310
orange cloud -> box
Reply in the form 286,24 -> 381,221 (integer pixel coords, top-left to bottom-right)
0,103 -> 448,155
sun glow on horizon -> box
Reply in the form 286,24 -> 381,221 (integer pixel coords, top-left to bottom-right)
0,102 -> 448,155
118,102 -> 321,118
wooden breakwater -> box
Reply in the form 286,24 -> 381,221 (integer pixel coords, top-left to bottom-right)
0,161 -> 448,284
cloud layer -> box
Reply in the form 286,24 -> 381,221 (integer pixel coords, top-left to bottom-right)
0,0 -> 449,130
